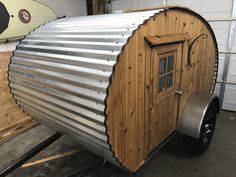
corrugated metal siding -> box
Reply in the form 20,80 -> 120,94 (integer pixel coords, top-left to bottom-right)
8,10 -> 162,166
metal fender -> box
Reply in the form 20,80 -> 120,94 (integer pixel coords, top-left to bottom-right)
178,92 -> 220,139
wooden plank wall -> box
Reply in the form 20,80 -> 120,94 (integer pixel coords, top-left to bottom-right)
0,51 -> 37,143
106,9 -> 216,172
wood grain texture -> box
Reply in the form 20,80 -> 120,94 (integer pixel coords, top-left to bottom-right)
145,33 -> 191,47
0,117 -> 38,144
0,51 -> 34,136
22,148 -> 82,168
106,10 -> 217,171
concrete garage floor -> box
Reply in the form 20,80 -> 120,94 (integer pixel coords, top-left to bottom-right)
0,110 -> 235,177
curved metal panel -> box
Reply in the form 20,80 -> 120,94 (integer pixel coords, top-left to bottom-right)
8,9 -> 163,166
178,92 -> 219,139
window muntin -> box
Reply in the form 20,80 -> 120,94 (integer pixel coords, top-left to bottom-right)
158,54 -> 175,92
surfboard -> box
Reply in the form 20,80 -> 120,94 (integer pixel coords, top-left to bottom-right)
0,0 -> 57,43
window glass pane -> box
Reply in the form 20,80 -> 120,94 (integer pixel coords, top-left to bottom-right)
159,58 -> 166,75
167,55 -> 174,72
167,72 -> 173,88
158,76 -> 166,92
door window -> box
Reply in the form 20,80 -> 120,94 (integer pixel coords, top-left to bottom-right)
158,54 -> 175,92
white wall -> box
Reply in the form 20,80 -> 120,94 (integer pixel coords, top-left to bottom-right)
168,0 -> 232,18
0,42 -> 19,52
112,0 -> 163,12
38,0 -> 86,17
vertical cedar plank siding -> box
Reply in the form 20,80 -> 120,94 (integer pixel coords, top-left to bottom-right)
106,10 -> 216,171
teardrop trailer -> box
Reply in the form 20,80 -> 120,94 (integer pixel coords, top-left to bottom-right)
8,6 -> 220,172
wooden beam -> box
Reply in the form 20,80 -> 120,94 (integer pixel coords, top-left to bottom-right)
22,149 -> 83,168
145,33 -> 191,47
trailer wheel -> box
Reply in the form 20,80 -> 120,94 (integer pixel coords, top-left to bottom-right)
183,101 -> 217,154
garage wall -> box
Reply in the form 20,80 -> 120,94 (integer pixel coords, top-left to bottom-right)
38,0 -> 86,17
168,0 -> 232,18
111,0 -> 163,12
111,0 -> 236,111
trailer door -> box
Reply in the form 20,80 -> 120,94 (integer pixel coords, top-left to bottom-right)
145,43 -> 184,152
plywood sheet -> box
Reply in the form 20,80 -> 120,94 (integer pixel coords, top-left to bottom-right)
0,51 -> 30,130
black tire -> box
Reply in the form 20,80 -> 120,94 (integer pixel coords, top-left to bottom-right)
183,102 -> 217,155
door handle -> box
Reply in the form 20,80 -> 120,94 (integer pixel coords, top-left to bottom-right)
175,90 -> 183,96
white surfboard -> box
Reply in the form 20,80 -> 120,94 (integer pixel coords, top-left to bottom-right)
0,0 -> 57,43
